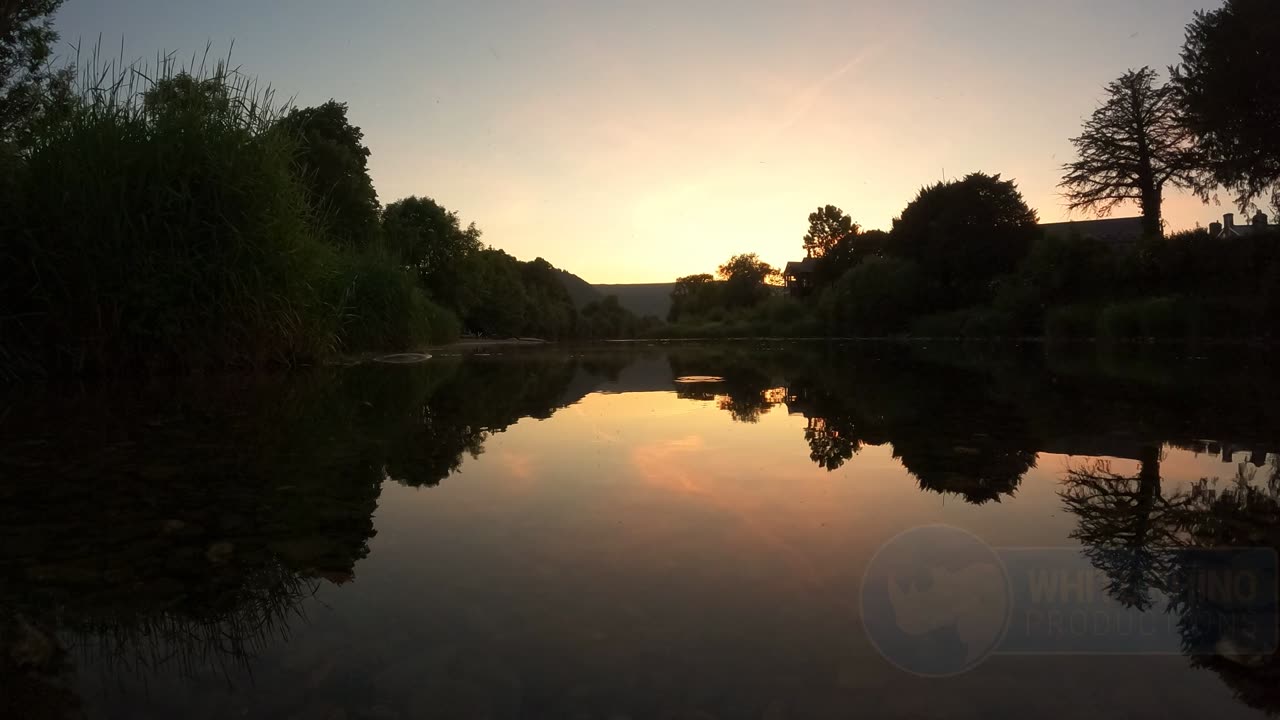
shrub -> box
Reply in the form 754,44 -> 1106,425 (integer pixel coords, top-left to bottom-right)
330,250 -> 459,352
6,59 -> 340,374
1097,296 -> 1198,341
822,256 -> 923,336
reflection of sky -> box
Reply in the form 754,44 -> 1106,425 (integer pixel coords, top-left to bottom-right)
73,386 -> 1271,717
57,0 -> 1214,283
344,389 -> 1260,716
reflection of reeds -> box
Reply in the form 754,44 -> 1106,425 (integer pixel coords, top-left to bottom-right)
60,561 -> 320,687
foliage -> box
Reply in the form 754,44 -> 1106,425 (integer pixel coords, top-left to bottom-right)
802,205 -> 856,259
820,256 -> 923,336
991,233 -> 1121,334
3,59 -> 342,374
0,0 -> 71,148
716,253 -> 779,309
816,228 -> 890,286
668,273 -> 721,321
517,257 -> 579,339
382,196 -> 483,303
277,100 -> 381,248
1060,67 -> 1200,237
580,295 -> 642,339
1098,296 -> 1199,341
891,172 -> 1039,307
1172,0 -> 1280,211
330,249 -> 459,352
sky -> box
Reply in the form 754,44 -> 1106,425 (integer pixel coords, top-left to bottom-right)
55,0 -> 1221,283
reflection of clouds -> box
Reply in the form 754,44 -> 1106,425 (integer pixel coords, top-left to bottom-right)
629,433 -> 823,591
567,392 -> 700,445
631,435 -> 709,496
497,449 -> 535,483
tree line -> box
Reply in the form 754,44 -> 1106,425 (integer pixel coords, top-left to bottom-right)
0,2 -> 651,377
667,0 -> 1279,342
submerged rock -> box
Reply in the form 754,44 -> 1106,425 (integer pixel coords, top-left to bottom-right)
205,541 -> 235,564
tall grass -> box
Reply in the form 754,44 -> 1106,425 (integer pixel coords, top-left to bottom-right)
1,47 -> 453,376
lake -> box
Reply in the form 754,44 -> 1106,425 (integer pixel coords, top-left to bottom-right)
3,341 -> 1280,719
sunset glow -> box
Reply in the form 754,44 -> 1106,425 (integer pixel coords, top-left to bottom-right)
57,0 -> 1216,283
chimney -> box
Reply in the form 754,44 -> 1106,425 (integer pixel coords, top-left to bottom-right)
1210,221 -> 1223,237
1254,211 -> 1268,227
1224,212 -> 1235,228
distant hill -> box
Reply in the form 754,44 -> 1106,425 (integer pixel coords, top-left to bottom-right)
592,283 -> 674,320
551,269 -> 673,320
553,268 -> 604,308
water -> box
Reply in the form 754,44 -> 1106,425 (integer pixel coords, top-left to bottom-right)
3,341 -> 1279,719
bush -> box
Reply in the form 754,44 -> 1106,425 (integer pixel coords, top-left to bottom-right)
1098,296 -> 1198,341
331,250 -> 459,352
6,60 -> 341,374
909,307 -> 1018,338
822,257 -> 923,336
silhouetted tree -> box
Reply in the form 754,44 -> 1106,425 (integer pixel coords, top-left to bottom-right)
277,101 -> 381,247
382,196 -> 483,299
1172,0 -> 1280,212
518,257 -> 579,338
820,256 -> 923,336
1061,67 -> 1200,239
892,172 -> 1039,307
0,0 -> 71,148
803,205 -> 857,259
581,295 -> 640,338
815,228 -> 891,286
716,253 -> 779,308
668,273 -> 719,321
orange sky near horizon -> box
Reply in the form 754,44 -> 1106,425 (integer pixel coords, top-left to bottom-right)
58,0 -> 1231,284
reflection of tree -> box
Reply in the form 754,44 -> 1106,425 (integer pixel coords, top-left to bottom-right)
384,355 -> 581,487
1063,449 -> 1280,714
715,387 -> 785,424
895,442 -> 1036,505
1171,461 -> 1280,715
1060,446 -> 1187,609
803,417 -> 861,471
669,350 -> 782,424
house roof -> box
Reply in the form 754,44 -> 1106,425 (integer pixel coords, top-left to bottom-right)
783,257 -> 819,276
1039,217 -> 1145,244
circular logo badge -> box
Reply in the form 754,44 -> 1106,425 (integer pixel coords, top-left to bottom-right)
860,525 -> 1011,677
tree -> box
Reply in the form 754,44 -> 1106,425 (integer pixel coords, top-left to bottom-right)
0,0 -> 71,148
382,196 -> 482,303
1172,0 -> 1280,212
802,205 -> 857,258
668,273 -> 718,321
716,253 -> 778,308
581,295 -> 640,339
817,228 -> 890,286
1060,68 -> 1200,239
277,101 -> 381,248
820,256 -> 923,336
892,172 -> 1039,307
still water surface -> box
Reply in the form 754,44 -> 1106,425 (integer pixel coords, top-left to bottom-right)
3,342 -> 1279,719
